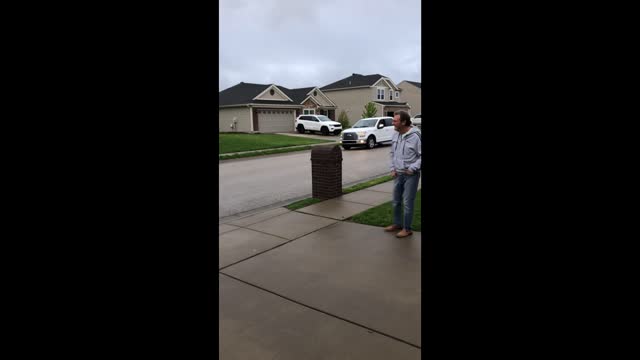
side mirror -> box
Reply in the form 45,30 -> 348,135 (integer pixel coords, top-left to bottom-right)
377,123 -> 384,129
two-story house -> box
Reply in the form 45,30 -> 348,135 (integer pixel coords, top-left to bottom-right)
397,80 -> 421,115
320,73 -> 411,125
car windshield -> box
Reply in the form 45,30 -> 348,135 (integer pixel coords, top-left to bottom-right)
317,115 -> 332,122
415,115 -> 421,118
352,119 -> 378,128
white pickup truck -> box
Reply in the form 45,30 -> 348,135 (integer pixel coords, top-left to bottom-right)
295,114 -> 342,136
339,117 -> 394,150
411,113 -> 421,129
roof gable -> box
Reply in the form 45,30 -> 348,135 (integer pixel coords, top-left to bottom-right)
280,86 -> 336,107
253,84 -> 293,102
307,87 -> 337,106
372,77 -> 400,91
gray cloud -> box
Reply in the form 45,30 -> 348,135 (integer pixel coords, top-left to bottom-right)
219,0 -> 421,91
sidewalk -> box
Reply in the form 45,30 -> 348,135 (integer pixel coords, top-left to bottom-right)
219,180 -> 422,359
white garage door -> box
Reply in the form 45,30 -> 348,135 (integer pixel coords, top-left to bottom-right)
257,109 -> 295,133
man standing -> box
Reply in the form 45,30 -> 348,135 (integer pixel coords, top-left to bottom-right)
384,110 -> 421,238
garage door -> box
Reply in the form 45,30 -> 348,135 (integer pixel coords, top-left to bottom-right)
257,109 -> 295,133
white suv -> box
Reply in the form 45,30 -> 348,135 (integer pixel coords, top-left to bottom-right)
339,117 -> 394,150
411,114 -> 421,129
295,114 -> 342,136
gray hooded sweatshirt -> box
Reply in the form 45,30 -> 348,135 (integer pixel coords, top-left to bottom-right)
389,127 -> 422,173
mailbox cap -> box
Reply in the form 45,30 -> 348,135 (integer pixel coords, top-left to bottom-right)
310,144 -> 342,160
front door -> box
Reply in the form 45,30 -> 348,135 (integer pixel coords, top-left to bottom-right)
386,111 -> 394,117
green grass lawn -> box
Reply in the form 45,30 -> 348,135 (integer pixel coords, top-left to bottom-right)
350,189 -> 421,231
219,133 -> 334,154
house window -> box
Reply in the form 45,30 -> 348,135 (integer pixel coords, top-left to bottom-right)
395,91 -> 399,99
269,89 -> 275,96
303,109 -> 316,115
313,90 -> 317,96
377,88 -> 385,100
390,91 -> 393,100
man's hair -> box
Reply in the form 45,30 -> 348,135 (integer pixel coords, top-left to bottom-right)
394,110 -> 412,126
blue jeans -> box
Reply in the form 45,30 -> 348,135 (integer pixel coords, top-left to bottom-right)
392,172 -> 421,231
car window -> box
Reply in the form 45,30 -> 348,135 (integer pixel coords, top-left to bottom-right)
384,118 -> 393,126
317,115 -> 332,122
415,115 -> 421,119
299,116 -> 312,121
352,119 -> 378,128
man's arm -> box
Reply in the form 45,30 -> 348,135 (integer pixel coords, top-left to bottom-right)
407,134 -> 422,173
390,133 -> 397,177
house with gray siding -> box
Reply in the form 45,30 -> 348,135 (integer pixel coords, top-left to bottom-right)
320,73 -> 411,125
397,80 -> 421,115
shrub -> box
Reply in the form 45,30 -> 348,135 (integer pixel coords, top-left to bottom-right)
361,102 -> 378,118
337,110 -> 350,129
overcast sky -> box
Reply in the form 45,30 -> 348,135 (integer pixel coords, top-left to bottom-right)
219,0 -> 421,91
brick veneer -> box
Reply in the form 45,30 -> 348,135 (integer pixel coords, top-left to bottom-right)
310,145 -> 343,200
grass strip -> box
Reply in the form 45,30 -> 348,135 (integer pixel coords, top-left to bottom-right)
349,190 -> 421,231
285,197 -> 323,211
219,133 -> 334,154
284,174 -> 394,210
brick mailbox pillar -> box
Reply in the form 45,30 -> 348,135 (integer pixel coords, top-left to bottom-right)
310,145 -> 343,200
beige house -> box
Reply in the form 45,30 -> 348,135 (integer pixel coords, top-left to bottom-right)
320,73 -> 411,125
397,80 -> 421,115
218,82 -> 336,133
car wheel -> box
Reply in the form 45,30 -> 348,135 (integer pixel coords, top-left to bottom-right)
297,124 -> 305,134
367,136 -> 376,149
321,127 -> 329,136
342,145 -> 351,150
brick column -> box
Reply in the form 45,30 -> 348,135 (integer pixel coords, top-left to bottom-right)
310,145 -> 343,200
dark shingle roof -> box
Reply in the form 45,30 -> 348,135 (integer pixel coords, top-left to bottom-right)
219,82 -> 272,106
402,80 -> 421,89
280,86 -> 314,104
219,82 -> 322,106
320,73 -> 386,91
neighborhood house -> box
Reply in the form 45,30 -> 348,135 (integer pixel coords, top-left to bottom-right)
219,73 -> 421,133
397,80 -> 422,115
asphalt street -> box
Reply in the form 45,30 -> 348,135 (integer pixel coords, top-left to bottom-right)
219,145 -> 392,218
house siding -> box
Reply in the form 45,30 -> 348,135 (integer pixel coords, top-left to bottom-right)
398,81 -> 421,115
324,87 -> 376,125
219,107 -> 251,132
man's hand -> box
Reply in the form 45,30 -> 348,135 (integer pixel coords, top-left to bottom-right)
391,170 -> 397,178
406,169 -> 414,175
